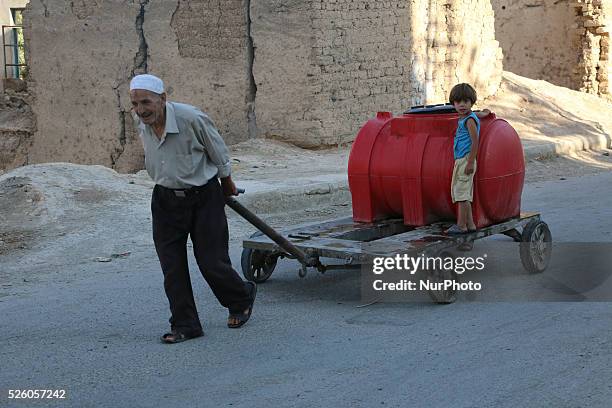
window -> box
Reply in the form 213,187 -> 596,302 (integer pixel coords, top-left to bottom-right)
3,8 -> 27,79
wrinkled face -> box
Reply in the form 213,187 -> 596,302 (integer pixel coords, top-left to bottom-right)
130,89 -> 166,126
453,99 -> 473,116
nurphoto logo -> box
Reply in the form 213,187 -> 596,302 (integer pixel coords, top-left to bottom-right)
363,253 -> 488,298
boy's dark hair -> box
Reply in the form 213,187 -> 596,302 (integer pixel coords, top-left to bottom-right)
449,83 -> 477,105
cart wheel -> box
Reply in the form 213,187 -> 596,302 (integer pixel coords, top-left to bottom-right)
520,220 -> 552,274
241,248 -> 277,283
241,232 -> 278,283
427,251 -> 459,304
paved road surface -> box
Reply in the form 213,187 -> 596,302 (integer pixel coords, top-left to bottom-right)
2,172 -> 612,407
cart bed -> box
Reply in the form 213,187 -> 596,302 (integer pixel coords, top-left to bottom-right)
243,212 -> 541,263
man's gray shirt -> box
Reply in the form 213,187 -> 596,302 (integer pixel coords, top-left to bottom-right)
135,102 -> 231,189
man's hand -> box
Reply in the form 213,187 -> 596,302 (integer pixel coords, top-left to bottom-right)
464,161 -> 475,175
220,176 -> 238,196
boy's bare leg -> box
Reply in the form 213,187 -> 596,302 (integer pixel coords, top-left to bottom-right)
466,202 -> 476,230
457,201 -> 468,230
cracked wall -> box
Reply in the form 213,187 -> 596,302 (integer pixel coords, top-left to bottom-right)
24,0 -> 251,172
23,0 -> 145,171
159,0 -> 250,145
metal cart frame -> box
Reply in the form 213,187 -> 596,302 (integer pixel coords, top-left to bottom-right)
227,197 -> 552,304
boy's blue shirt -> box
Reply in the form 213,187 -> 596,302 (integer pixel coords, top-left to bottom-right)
454,111 -> 480,160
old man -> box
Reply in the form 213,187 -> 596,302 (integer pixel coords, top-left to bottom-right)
129,74 -> 256,344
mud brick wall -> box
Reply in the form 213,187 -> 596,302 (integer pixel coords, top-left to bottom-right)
307,0 -> 414,148
23,0 -> 251,172
21,0 -> 502,169
492,0 -> 611,97
492,0 -> 577,89
0,93 -> 35,171
571,0 -> 610,96
253,0 -> 503,148
409,0 -> 503,104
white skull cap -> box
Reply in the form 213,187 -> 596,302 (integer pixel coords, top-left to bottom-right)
130,74 -> 164,94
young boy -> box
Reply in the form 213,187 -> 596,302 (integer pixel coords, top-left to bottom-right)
446,83 -> 490,234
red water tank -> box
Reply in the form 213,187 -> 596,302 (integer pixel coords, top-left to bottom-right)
347,105 -> 525,228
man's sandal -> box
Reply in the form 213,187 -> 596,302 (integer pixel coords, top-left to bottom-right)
228,281 -> 257,329
160,329 -> 203,344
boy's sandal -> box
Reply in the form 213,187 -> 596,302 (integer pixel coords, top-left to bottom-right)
228,281 -> 257,329
161,329 -> 203,344
446,224 -> 469,235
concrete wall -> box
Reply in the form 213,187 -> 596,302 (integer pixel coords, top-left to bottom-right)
21,0 -> 503,169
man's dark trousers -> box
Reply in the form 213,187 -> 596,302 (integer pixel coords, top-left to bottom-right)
151,177 -> 252,334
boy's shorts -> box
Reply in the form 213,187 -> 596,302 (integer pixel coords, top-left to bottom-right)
451,156 -> 476,203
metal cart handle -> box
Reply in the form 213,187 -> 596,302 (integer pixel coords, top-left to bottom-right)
225,191 -> 322,270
